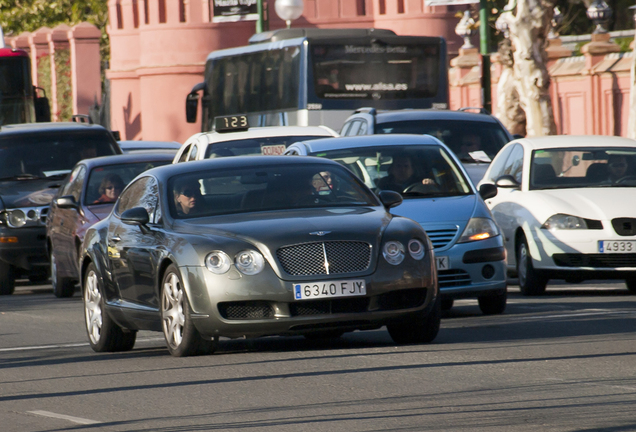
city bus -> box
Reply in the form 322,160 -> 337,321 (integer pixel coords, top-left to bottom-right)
0,45 -> 50,125
185,28 -> 448,132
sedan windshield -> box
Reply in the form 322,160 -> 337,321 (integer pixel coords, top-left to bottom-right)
376,119 -> 510,161
168,163 -> 379,218
205,136 -> 328,158
530,147 -> 636,190
310,145 -> 472,198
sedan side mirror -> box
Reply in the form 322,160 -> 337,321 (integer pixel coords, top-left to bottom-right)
478,183 -> 498,200
121,207 -> 150,233
495,175 -> 521,189
55,195 -> 78,209
378,190 -> 403,209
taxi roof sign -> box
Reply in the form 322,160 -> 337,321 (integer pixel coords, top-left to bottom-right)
214,115 -> 249,133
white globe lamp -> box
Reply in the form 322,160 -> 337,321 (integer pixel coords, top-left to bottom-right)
275,0 -> 304,28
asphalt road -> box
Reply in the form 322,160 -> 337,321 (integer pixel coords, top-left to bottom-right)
1,279 -> 635,432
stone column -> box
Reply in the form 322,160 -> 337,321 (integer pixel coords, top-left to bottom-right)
581,33 -> 620,70
449,47 -> 481,109
68,23 -> 102,118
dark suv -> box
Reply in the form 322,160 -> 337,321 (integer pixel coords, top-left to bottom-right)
340,108 -> 515,184
0,122 -> 121,294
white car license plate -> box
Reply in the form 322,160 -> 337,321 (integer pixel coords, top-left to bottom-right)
599,240 -> 636,253
436,256 -> 450,270
294,279 -> 366,300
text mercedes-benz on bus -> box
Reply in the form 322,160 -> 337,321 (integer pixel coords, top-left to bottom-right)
185,28 -> 448,132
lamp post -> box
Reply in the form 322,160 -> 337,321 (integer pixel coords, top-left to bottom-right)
275,0 -> 304,29
456,10 -> 476,49
586,0 -> 612,34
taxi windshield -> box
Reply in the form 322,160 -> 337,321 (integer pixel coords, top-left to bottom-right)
205,136 -> 327,158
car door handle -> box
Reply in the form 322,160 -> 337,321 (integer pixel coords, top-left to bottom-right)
110,235 -> 121,243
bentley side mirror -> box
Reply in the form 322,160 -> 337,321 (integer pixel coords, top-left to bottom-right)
478,183 -> 498,200
378,190 -> 403,209
121,207 -> 150,233
55,195 -> 78,209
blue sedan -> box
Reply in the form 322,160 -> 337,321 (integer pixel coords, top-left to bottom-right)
286,134 -> 507,314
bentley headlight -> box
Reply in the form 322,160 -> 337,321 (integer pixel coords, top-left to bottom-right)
458,218 -> 499,243
383,241 -> 405,265
542,214 -> 587,230
234,250 -> 264,275
7,210 -> 26,228
408,239 -> 425,260
205,251 -> 232,274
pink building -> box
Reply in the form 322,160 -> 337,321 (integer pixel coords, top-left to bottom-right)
106,0 -> 466,142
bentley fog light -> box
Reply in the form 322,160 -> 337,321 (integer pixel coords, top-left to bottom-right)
235,250 -> 264,275
383,241 -> 405,265
542,214 -> 587,231
205,251 -> 232,274
458,218 -> 499,243
408,239 -> 425,260
7,210 -> 26,228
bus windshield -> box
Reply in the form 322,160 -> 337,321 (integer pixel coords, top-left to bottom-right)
311,43 -> 441,100
0,56 -> 35,125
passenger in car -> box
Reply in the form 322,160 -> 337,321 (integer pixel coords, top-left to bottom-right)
174,180 -> 204,215
93,174 -> 124,204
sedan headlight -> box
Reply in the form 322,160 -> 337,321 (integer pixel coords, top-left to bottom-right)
234,250 -> 264,275
408,239 -> 426,260
383,241 -> 405,265
205,251 -> 232,274
542,214 -> 587,230
458,218 -> 499,243
7,210 -> 26,228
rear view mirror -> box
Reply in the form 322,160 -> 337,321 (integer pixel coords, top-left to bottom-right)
35,96 -> 51,122
55,195 -> 78,209
495,175 -> 520,189
378,190 -> 403,209
478,183 -> 498,200
186,93 -> 199,123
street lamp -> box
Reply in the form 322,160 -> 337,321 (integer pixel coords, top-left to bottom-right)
275,0 -> 304,29
586,0 -> 612,34
455,10 -> 476,49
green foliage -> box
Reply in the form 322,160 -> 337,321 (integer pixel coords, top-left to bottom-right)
55,48 -> 72,121
0,0 -> 109,61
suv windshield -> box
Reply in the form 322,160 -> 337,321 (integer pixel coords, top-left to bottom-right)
0,130 -> 119,180
376,119 -> 509,161
311,145 -> 472,198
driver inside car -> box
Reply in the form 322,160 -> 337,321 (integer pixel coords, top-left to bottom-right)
376,153 -> 436,193
606,154 -> 630,184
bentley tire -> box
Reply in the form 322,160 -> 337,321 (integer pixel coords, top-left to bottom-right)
516,235 -> 548,296
161,264 -> 216,357
51,251 -> 75,298
441,298 -> 454,311
478,289 -> 507,315
84,262 -> 136,352
0,261 -> 16,295
387,294 -> 441,344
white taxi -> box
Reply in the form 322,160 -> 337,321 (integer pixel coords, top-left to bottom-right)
478,135 -> 636,295
175,115 -> 338,163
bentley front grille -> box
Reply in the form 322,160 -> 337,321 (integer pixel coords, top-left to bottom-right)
277,241 -> 371,276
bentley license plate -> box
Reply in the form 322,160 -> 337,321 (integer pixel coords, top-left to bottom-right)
294,279 -> 366,300
599,240 -> 636,253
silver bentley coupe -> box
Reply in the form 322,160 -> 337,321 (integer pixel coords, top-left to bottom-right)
80,156 -> 440,356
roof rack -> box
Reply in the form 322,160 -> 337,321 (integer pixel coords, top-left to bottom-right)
72,114 -> 93,124
458,107 -> 491,115
354,107 -> 377,116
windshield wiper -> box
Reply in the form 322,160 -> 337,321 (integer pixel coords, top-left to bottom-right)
402,191 -> 448,198
0,174 -> 42,181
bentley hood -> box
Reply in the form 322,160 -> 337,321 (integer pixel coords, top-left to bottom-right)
0,179 -> 59,208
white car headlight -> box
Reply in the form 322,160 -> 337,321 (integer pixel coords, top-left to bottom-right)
383,241 -> 405,265
7,210 -> 26,228
542,214 -> 588,230
408,239 -> 426,260
458,218 -> 499,243
205,251 -> 232,274
234,250 -> 264,275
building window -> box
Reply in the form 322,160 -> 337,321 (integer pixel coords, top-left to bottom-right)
159,0 -> 167,23
379,0 -> 386,15
179,0 -> 186,22
133,0 -> 139,28
144,0 -> 149,24
116,1 -> 123,29
357,0 -> 366,15
397,0 -> 404,13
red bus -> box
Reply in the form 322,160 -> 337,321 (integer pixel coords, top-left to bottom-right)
0,46 -> 50,125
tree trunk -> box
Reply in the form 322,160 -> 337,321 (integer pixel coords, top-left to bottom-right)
506,0 -> 557,136
496,39 -> 526,136
628,42 -> 636,139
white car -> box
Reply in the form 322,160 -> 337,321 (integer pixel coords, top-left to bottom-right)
175,118 -> 338,163
477,135 -> 636,295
